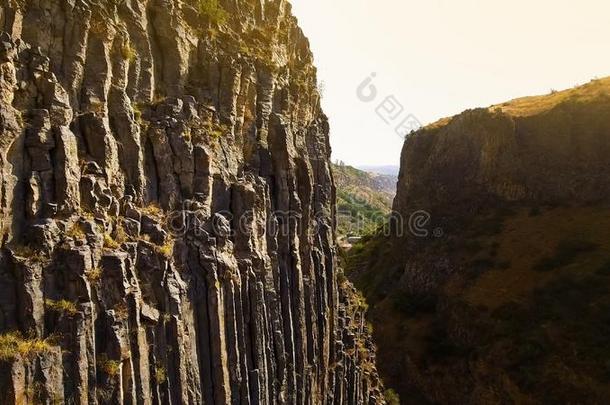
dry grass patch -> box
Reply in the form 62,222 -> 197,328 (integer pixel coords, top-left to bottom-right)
97,354 -> 121,377
113,302 -> 129,320
464,206 -> 610,310
86,267 -> 103,283
491,76 -> 610,117
67,223 -> 86,240
141,203 -> 164,219
45,299 -> 78,316
115,223 -> 129,244
103,234 -> 120,250
155,240 -> 174,258
154,366 -> 167,384
0,332 -> 51,362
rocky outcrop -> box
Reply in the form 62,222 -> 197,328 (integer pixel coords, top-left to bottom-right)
394,78 -> 610,218
0,0 -> 384,403
348,78 -> 610,404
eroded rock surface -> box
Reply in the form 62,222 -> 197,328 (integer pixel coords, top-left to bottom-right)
0,0 -> 384,403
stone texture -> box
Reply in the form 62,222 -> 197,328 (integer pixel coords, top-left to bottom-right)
393,83 -> 610,218
0,0 -> 384,403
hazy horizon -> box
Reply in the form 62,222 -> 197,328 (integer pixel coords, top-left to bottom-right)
289,0 -> 610,166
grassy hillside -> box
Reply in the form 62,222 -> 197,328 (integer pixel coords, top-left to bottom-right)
333,164 -> 396,238
349,205 -> 610,403
347,78 -> 610,404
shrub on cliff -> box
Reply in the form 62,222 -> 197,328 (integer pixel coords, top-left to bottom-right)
97,354 -> 121,377
198,0 -> 227,25
384,388 -> 400,405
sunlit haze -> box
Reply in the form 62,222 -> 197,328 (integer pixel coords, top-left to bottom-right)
289,0 -> 610,166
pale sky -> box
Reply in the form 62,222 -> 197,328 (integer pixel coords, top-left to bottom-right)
289,0 -> 610,166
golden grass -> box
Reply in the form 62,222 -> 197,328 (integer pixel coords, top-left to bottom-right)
0,332 -> 51,362
67,223 -> 86,240
491,76 -> 610,117
155,240 -> 174,258
86,267 -> 103,283
45,299 -> 78,316
141,203 -> 164,218
97,354 -> 121,377
81,211 -> 95,221
424,76 -> 610,130
115,223 -> 128,244
154,366 -> 167,384
103,234 -> 120,250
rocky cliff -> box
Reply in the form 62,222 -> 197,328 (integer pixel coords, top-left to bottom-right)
394,78 -> 610,216
348,78 -> 610,403
0,0 -> 384,403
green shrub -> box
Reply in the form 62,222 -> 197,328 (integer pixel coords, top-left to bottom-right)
97,354 -> 121,377
384,388 -> 401,405
198,0 -> 227,25
132,103 -> 143,122
335,189 -> 388,237
121,42 -> 136,62
207,122 -> 229,139
336,270 -> 347,286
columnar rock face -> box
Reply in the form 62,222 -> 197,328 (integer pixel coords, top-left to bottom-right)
0,0 -> 384,403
